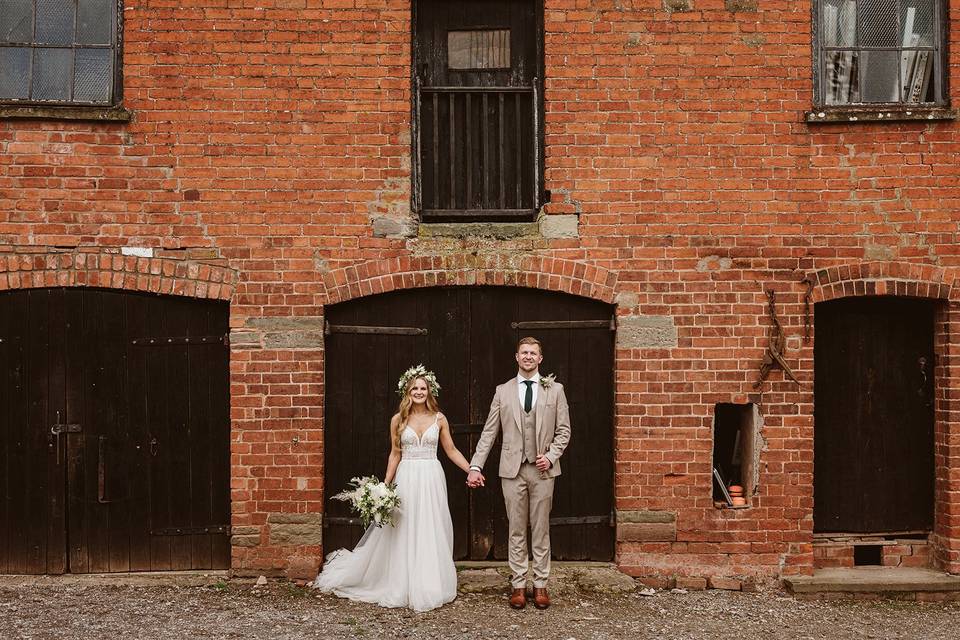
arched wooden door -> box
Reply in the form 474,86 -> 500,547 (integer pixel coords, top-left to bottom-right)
814,296 -> 935,533
0,288 -> 230,574
323,287 -> 615,560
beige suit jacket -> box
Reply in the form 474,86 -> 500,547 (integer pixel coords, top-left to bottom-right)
470,377 -> 571,479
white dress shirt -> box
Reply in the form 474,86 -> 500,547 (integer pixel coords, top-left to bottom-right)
517,372 -> 541,410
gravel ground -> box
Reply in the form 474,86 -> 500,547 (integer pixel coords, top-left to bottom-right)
1,580 -> 958,640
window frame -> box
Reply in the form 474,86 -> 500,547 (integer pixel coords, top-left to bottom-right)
811,0 -> 949,110
0,0 -> 124,109
411,0 -> 545,224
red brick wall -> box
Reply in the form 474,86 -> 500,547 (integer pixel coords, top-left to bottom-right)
2,1 -> 960,579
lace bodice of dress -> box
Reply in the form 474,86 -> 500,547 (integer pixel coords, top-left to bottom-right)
400,419 -> 439,461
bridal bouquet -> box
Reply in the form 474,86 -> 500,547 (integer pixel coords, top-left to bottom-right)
332,476 -> 401,528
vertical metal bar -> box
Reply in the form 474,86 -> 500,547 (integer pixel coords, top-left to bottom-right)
532,78 -> 539,210
515,94 -> 522,208
432,92 -> 439,209
466,93 -> 472,208
498,92 -> 505,209
449,93 -> 456,209
936,0 -> 945,103
70,0 -> 79,101
413,75 -> 422,213
482,92 -> 489,209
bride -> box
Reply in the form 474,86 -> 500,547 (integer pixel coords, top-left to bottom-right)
313,365 -> 479,612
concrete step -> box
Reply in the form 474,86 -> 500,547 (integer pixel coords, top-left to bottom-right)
784,567 -> 960,594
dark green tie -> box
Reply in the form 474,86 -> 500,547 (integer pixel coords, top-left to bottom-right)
523,380 -> 534,413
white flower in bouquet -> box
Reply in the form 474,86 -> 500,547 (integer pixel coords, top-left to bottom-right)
332,476 -> 401,528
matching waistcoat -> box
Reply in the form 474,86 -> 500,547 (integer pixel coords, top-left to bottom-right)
522,401 -> 538,463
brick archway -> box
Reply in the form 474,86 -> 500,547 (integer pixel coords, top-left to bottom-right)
0,251 -> 237,300
807,260 -> 960,574
320,255 -> 618,305
807,261 -> 957,304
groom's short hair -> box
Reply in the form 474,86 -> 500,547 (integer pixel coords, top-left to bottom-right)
517,336 -> 542,352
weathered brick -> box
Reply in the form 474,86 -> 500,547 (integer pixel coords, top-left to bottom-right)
3,1 -> 960,583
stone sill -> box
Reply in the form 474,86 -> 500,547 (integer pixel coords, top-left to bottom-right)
0,104 -> 132,122
418,221 -> 542,240
805,106 -> 957,124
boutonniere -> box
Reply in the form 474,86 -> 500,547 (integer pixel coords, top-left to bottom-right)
539,374 -> 556,389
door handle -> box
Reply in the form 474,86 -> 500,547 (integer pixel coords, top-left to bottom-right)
51,410 -> 82,434
50,410 -> 81,464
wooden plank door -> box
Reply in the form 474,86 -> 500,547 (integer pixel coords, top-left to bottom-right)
0,288 -> 230,574
324,286 -> 615,560
814,297 -> 936,533
0,289 -> 67,574
414,0 -> 543,220
126,293 -> 231,571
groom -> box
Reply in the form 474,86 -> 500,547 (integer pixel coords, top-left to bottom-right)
467,337 -> 571,610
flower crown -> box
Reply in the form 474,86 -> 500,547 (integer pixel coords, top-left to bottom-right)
396,364 -> 441,397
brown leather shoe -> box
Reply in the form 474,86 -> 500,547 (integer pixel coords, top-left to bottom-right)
533,587 -> 550,609
509,587 -> 527,609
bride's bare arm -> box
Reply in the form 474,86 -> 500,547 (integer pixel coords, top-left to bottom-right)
384,413 -> 402,484
437,413 -> 471,473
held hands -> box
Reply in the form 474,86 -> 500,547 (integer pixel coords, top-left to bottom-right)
535,454 -> 552,473
466,469 -> 485,489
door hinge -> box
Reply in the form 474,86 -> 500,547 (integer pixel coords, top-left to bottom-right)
152,525 -> 231,536
325,321 -> 428,336
510,318 -> 616,331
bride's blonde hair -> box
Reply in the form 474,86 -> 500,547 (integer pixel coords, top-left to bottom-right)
394,377 -> 440,447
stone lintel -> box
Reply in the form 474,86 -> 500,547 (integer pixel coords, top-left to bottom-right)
244,317 -> 325,331
539,214 -> 579,239
372,215 -> 418,239
617,522 -> 677,542
616,509 -> 676,524
616,315 -> 678,349
267,513 -> 322,525
418,221 -> 540,239
269,524 -> 322,546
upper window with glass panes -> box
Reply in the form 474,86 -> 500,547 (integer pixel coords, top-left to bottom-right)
816,0 -> 945,107
0,0 -> 119,106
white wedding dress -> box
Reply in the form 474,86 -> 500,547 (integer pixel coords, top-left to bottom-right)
312,417 -> 457,612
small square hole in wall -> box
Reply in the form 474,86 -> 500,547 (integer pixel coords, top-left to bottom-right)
854,545 -> 883,566
712,403 -> 758,508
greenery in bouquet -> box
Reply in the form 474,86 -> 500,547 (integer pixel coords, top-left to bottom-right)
332,476 -> 401,528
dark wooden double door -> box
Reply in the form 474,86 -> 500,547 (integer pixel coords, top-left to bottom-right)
324,287 -> 614,560
0,288 -> 230,574
814,297 -> 935,533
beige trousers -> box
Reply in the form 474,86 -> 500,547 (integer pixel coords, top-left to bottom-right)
501,461 -> 555,589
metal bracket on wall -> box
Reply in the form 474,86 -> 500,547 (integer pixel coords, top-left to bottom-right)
801,277 -> 814,343
754,289 -> 800,389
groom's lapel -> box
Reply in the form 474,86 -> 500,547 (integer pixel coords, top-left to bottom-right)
506,378 -> 522,433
